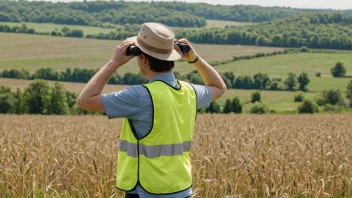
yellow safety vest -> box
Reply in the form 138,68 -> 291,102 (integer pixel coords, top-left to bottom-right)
116,80 -> 197,194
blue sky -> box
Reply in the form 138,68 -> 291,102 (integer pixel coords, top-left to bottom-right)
43,0 -> 352,10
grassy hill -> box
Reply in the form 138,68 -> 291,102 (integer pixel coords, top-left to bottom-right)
213,53 -> 352,77
205,20 -> 257,28
0,22 -> 117,34
0,32 -> 283,73
1,32 -> 351,112
1,32 -> 350,93
0,20 -> 256,33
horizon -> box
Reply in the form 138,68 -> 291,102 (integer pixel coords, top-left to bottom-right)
33,0 -> 352,10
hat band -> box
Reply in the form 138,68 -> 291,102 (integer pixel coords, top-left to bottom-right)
137,37 -> 173,54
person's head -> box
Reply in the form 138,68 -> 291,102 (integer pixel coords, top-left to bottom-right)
137,52 -> 175,76
128,23 -> 182,77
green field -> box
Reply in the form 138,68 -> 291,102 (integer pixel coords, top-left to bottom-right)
0,22 -> 117,34
213,53 -> 352,77
1,20 -> 256,33
0,32 -> 283,73
205,20 -> 257,28
1,32 -> 351,112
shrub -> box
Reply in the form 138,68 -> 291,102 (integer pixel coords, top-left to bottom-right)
298,99 -> 319,114
206,101 -> 221,114
249,102 -> 268,114
223,99 -> 232,114
315,89 -> 344,106
315,72 -> 321,77
0,92 -> 17,113
231,97 -> 242,114
331,62 -> 346,77
322,104 -> 344,113
251,91 -> 261,103
300,46 -> 310,52
346,80 -> 352,107
270,82 -> 279,90
294,92 -> 305,103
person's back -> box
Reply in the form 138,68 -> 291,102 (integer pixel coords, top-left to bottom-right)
77,22 -> 226,197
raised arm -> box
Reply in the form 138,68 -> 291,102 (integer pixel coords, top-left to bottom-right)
178,39 -> 226,101
76,40 -> 134,112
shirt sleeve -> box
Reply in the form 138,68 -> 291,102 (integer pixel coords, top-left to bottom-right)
101,85 -> 143,119
190,84 -> 213,109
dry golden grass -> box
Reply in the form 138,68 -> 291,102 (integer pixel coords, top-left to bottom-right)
1,114 -> 352,197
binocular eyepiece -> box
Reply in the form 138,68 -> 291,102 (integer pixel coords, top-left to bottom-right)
126,42 -> 190,56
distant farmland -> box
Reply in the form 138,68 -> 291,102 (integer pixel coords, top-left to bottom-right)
0,33 -> 284,73
1,31 -> 352,112
205,19 -> 257,28
0,22 -> 118,34
1,19 -> 256,34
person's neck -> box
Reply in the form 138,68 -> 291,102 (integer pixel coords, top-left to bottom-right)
147,71 -> 170,81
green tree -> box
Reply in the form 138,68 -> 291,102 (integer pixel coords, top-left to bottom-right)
14,88 -> 26,114
0,86 -> 16,114
284,73 -> 297,90
49,82 -> 70,115
33,67 -> 60,80
66,91 -> 78,109
315,89 -> 344,106
346,80 -> 352,107
251,91 -> 261,103
231,97 -> 242,114
297,72 -> 310,91
223,99 -> 232,114
249,102 -> 268,114
271,34 -> 283,46
24,80 -> 51,114
331,62 -> 346,77
206,101 -> 221,114
253,73 -> 270,90
294,92 -> 305,103
298,99 -> 319,114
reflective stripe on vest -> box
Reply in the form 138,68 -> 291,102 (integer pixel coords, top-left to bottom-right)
120,140 -> 192,158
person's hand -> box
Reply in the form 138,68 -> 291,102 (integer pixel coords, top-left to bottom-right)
177,38 -> 198,63
110,39 -> 135,67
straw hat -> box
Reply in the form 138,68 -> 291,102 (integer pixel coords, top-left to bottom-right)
128,23 -> 182,61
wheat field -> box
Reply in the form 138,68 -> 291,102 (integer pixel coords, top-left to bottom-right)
1,114 -> 352,197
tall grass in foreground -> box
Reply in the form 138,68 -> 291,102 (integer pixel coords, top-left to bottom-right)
1,114 -> 352,197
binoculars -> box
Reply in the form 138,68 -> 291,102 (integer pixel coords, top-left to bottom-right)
126,42 -> 190,56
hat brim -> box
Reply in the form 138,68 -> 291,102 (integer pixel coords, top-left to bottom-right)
128,36 -> 182,61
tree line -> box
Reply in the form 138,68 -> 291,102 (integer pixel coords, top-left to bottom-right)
1,1 -> 351,29
2,12 -> 352,51
0,1 -> 206,28
0,67 -> 312,91
0,24 -> 85,37
1,79 -> 351,115
0,80 -> 89,115
174,13 -> 352,50
297,82 -> 352,114
151,2 -> 352,23
206,80 -> 352,115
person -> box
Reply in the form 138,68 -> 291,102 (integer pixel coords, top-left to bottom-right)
77,22 -> 226,198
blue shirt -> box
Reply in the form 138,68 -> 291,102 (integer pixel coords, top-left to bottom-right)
101,72 -> 212,197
